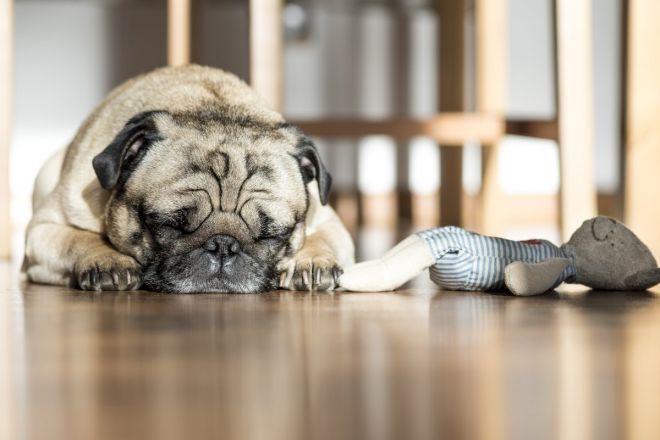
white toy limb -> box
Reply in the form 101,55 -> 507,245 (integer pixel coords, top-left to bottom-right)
381,234 -> 424,258
504,257 -> 571,296
338,235 -> 435,292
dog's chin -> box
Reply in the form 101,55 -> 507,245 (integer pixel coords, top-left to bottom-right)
144,275 -> 278,294
141,249 -> 279,293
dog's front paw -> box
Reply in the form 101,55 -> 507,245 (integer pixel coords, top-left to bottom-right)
75,253 -> 142,291
279,255 -> 343,291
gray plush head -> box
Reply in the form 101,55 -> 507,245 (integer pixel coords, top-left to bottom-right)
566,216 -> 660,290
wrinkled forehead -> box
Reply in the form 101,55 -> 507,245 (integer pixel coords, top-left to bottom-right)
161,110 -> 298,149
125,119 -> 307,215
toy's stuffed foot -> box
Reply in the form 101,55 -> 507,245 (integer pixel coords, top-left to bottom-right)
504,257 -> 570,296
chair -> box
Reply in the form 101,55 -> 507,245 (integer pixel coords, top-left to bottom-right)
291,0 -> 598,240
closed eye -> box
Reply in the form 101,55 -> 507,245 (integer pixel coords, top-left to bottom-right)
257,232 -> 292,244
257,223 -> 293,242
251,189 -> 271,195
255,209 -> 294,240
146,208 -> 189,232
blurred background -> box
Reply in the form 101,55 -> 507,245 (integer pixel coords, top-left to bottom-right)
4,4 -> 660,439
1,0 -> 658,266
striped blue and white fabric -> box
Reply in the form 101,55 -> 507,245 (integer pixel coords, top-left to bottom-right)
416,226 -> 576,291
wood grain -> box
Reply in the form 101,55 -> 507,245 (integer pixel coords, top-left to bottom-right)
1,261 -> 660,440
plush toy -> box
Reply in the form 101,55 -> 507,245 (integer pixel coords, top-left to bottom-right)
338,216 -> 660,295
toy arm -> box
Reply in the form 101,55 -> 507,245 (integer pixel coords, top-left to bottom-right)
338,235 -> 434,292
504,257 -> 571,296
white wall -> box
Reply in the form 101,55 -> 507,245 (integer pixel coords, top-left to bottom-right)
507,0 -> 621,193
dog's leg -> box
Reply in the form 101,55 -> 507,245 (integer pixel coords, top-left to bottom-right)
279,185 -> 354,291
25,222 -> 141,291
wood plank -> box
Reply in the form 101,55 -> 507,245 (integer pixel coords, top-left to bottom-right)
625,311 -> 660,440
0,0 -> 13,260
293,116 -> 556,142
437,0 -> 466,227
555,0 -> 598,240
0,265 -> 14,440
476,0 -> 508,237
292,113 -> 504,144
4,262 -> 659,439
624,0 -> 660,259
167,0 -> 191,66
249,0 -> 283,111
505,119 -> 559,140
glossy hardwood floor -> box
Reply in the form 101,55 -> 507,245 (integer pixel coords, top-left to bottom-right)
2,262 -> 660,440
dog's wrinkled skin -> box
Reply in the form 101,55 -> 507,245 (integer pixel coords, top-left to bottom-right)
24,65 -> 354,293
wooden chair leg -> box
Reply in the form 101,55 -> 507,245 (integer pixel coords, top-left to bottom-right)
0,0 -> 13,260
554,0 -> 597,240
439,148 -> 463,226
476,0 -> 508,236
437,0 -> 466,227
393,18 -> 412,228
249,0 -> 283,112
624,0 -> 660,258
167,0 -> 191,66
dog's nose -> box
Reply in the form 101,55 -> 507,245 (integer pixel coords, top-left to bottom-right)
204,235 -> 241,266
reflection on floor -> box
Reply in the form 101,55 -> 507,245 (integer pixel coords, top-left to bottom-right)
2,259 -> 660,439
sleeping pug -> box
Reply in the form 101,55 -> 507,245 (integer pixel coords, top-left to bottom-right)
23,65 -> 354,293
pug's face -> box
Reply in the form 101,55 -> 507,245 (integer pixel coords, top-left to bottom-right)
92,110 -> 331,293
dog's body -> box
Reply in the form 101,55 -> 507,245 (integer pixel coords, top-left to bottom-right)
24,65 -> 354,292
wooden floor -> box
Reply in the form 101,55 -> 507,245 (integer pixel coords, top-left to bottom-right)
2,262 -> 660,440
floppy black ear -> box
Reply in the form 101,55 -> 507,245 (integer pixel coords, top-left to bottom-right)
92,110 -> 167,190
296,138 -> 332,205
